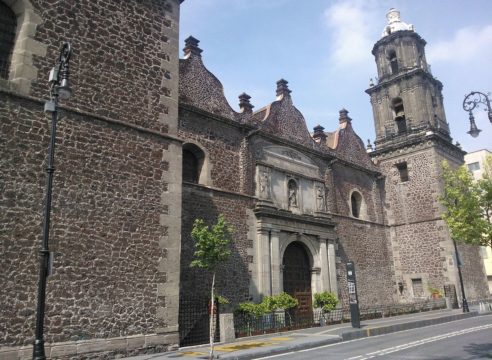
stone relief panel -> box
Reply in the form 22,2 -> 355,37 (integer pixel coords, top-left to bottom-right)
315,183 -> 326,212
260,146 -> 319,179
256,165 -> 271,200
253,144 -> 327,215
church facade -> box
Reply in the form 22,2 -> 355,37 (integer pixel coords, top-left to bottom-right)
0,2 -> 489,359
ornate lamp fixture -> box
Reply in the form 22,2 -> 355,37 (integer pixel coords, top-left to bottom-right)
462,91 -> 492,138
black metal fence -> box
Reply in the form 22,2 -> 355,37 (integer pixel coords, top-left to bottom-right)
179,297 -> 220,347
466,297 -> 492,306
234,298 -> 447,338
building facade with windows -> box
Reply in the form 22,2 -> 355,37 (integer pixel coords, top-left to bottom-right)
0,3 -> 489,359
465,149 -> 492,294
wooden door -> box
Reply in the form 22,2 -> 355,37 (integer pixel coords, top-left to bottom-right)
283,242 -> 312,324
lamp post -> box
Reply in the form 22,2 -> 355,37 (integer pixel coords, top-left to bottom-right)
33,43 -> 72,360
462,91 -> 492,138
452,238 -> 469,313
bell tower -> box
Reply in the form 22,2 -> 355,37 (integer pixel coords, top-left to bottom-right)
366,9 -> 488,302
367,8 -> 450,149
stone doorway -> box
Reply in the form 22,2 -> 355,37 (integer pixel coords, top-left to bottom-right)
282,241 -> 313,323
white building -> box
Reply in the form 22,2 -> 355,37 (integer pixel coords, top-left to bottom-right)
465,149 -> 492,294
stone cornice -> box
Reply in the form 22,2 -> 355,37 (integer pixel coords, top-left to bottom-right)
181,103 -> 382,177
1,88 -> 183,143
254,205 -> 336,228
183,181 -> 255,200
179,102 -> 255,132
366,68 -> 442,95
370,131 -> 465,161
372,30 -> 426,55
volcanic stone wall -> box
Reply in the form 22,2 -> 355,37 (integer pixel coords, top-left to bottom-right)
180,186 -> 254,304
374,142 -> 488,300
178,106 -> 255,305
0,0 -> 182,357
329,163 -> 395,306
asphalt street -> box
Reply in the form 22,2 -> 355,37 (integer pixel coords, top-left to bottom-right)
255,314 -> 492,360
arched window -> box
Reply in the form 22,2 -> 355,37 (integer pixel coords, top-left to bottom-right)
389,50 -> 398,75
351,191 -> 362,218
392,97 -> 407,134
182,143 -> 205,184
0,2 -> 17,79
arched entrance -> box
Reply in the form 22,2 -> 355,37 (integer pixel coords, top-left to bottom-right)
282,242 -> 313,324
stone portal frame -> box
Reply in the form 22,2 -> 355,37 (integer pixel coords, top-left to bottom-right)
251,206 -> 338,302
280,233 -> 318,296
0,0 -> 47,94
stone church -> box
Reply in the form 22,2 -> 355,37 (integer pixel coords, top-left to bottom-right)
0,1 -> 488,358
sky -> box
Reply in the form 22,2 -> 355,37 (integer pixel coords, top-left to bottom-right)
179,0 -> 492,153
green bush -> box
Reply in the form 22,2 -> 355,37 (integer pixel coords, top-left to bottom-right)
216,295 -> 230,305
262,292 -> 298,312
313,292 -> 338,313
236,302 -> 268,318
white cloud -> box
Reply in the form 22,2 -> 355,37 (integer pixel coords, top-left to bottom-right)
324,0 -> 379,67
427,25 -> 492,63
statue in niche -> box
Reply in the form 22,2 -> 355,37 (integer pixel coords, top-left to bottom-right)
259,171 -> 270,199
288,179 -> 298,208
316,184 -> 326,212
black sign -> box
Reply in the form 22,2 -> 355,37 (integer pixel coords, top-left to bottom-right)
346,261 -> 360,328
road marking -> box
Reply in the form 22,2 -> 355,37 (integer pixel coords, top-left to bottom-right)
344,323 -> 492,360
255,316 -> 492,359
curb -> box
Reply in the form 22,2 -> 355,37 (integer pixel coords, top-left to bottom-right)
218,336 -> 342,360
341,311 -> 479,341
219,311 -> 479,359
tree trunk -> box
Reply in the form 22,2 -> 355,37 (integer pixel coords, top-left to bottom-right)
209,271 -> 215,360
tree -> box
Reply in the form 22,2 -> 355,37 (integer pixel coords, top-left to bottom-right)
190,214 -> 233,359
478,156 -> 492,236
440,160 -> 492,249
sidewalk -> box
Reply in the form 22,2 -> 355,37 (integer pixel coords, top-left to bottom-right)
123,307 -> 483,360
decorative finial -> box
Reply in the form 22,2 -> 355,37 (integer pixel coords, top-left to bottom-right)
366,139 -> 373,152
312,124 -> 327,143
183,36 -> 202,57
276,79 -> 291,99
339,108 -> 352,124
369,78 -> 374,87
455,142 -> 462,149
238,93 -> 254,113
382,9 -> 414,37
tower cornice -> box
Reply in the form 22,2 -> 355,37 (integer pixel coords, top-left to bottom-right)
365,68 -> 443,95
372,30 -> 426,55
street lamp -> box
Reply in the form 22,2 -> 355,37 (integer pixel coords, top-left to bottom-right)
452,238 -> 469,313
33,43 -> 72,360
462,91 -> 492,138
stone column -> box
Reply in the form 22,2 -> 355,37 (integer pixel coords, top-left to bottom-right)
327,239 -> 338,295
311,267 -> 322,295
256,229 -> 272,297
270,229 -> 281,295
319,237 -> 330,292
